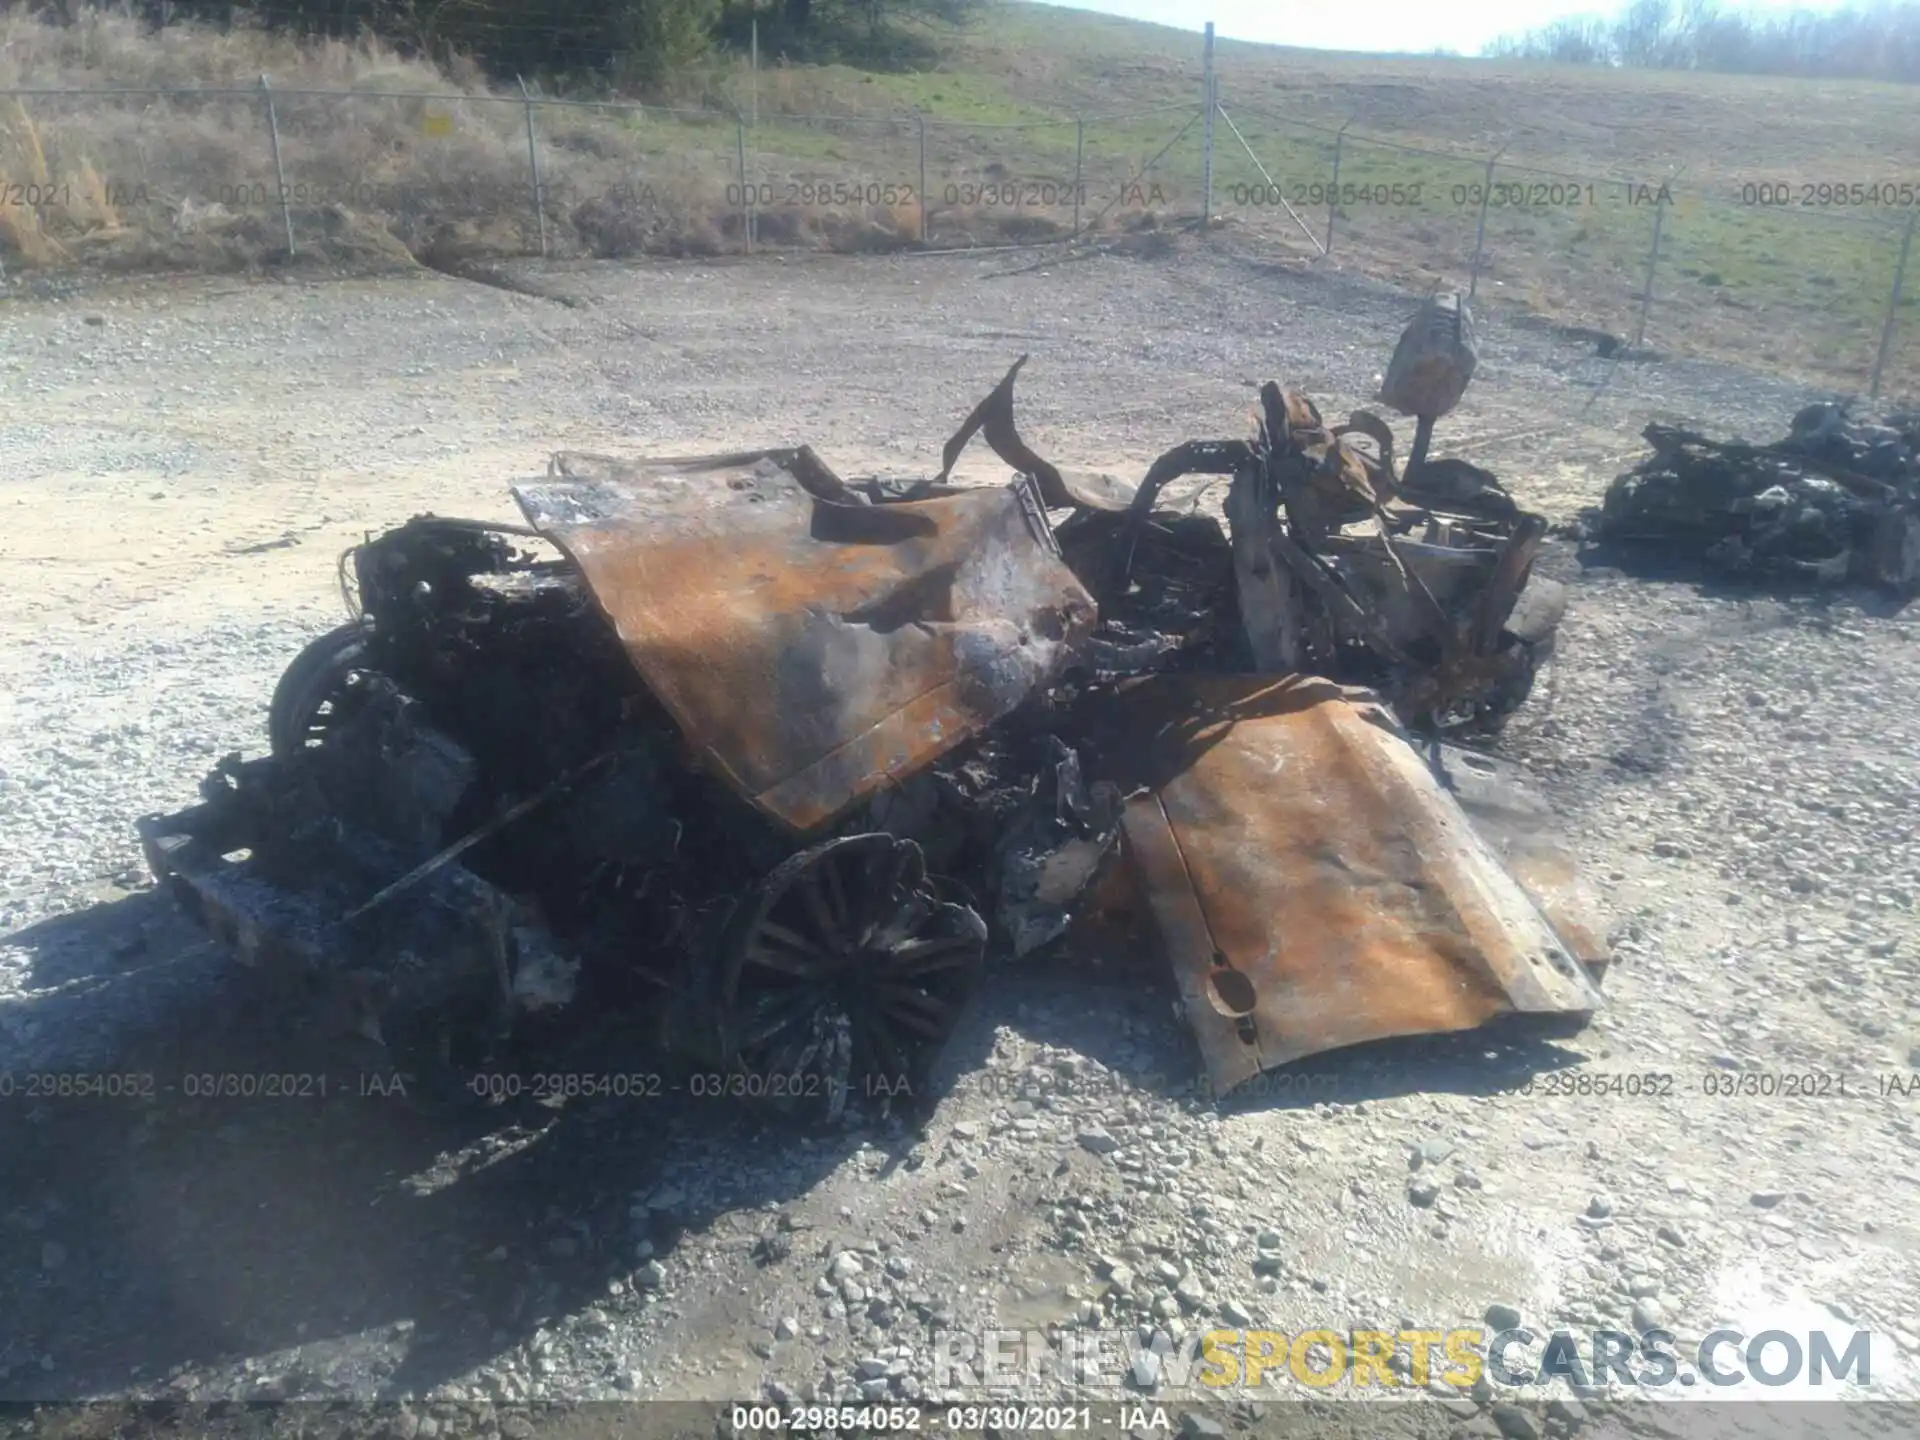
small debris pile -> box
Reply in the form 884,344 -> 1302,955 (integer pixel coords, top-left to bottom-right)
1592,400 -> 1920,594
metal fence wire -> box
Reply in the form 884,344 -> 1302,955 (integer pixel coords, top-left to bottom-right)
0,55 -> 1914,398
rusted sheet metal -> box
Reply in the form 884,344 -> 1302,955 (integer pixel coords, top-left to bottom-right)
513,452 -> 1098,835
937,355 -> 1137,513
1427,745 -> 1612,979
1093,674 -> 1603,1095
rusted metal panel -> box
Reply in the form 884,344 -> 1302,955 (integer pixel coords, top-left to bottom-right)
937,354 -> 1078,509
1093,674 -> 1603,1096
931,356 -> 1139,514
513,453 -> 1099,835
1427,744 -> 1613,980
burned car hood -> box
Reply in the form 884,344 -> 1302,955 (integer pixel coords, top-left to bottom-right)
1082,673 -> 1604,1095
514,451 -> 1098,834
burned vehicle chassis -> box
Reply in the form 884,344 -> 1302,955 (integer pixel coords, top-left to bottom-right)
140,328 -> 1605,1112
141,515 -> 993,1114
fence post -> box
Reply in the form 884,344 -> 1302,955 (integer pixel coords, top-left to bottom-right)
1073,118 -> 1084,237
259,74 -> 295,259
1871,209 -> 1916,400
1200,22 -> 1215,225
516,77 -> 547,258
1633,192 -> 1668,351
917,112 -> 928,245
1467,145 -> 1505,302
1326,115 -> 1353,255
737,118 -> 754,255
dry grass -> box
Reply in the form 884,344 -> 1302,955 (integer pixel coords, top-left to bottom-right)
0,96 -> 139,264
0,3 -> 1914,391
0,4 -> 1074,278
0,6 -> 527,272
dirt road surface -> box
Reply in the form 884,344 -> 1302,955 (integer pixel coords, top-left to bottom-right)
3,238 -> 1919,1440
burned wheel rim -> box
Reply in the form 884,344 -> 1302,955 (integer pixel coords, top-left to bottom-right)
268,621 -> 372,758
716,834 -> 985,1118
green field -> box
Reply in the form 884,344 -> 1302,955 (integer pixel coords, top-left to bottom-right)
4,1 -> 1917,389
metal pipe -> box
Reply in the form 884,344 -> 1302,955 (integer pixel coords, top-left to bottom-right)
1871,210 -> 1916,400
1633,195 -> 1668,350
1200,23 -> 1216,225
517,76 -> 547,258
1467,145 -> 1506,302
260,75 -> 295,258
1327,115 -> 1354,255
1073,118 -> 1084,237
342,751 -> 618,924
1217,103 -> 1322,255
737,117 -> 754,253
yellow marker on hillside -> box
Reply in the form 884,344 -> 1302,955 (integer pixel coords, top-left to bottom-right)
423,111 -> 453,138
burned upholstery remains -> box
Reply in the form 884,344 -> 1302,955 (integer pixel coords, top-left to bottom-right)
139,298 -> 1606,1111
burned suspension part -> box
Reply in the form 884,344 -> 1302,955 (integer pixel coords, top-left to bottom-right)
1379,288 -> 1479,481
1082,376 -> 1557,732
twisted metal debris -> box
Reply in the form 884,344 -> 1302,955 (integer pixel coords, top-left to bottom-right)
1594,400 -> 1920,595
136,296 -> 1608,1114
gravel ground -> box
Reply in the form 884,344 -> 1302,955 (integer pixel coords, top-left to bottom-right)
3,236 -> 1919,1439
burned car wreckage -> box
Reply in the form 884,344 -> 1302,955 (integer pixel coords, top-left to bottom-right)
1591,400 -> 1920,596
140,298 -> 1607,1114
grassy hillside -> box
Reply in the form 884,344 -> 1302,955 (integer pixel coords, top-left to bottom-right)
2,2 -> 1916,391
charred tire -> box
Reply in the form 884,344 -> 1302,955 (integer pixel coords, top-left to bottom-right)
268,621 -> 372,758
714,834 -> 986,1122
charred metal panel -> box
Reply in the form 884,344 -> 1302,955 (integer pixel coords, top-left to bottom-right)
1323,534 -> 1502,653
136,791 -> 535,1049
513,453 -> 1098,835
1093,674 -> 1603,1096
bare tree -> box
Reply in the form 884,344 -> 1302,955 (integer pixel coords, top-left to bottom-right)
1486,0 -> 1920,81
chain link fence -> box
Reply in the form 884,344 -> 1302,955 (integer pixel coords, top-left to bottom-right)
1,70 -> 1914,396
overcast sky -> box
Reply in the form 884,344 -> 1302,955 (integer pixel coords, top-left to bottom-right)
1028,0 -> 1852,56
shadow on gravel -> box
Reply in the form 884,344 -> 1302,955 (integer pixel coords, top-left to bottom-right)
967,950 -> 1194,1093
1572,541 -> 1914,619
4,892 -> 186,992
1,882 -> 1599,1401
0,893 -> 1194,1397
1207,1020 -> 1597,1118
1005,972 -> 1596,1117
0,893 -> 901,1403
972,948 -> 1600,1120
